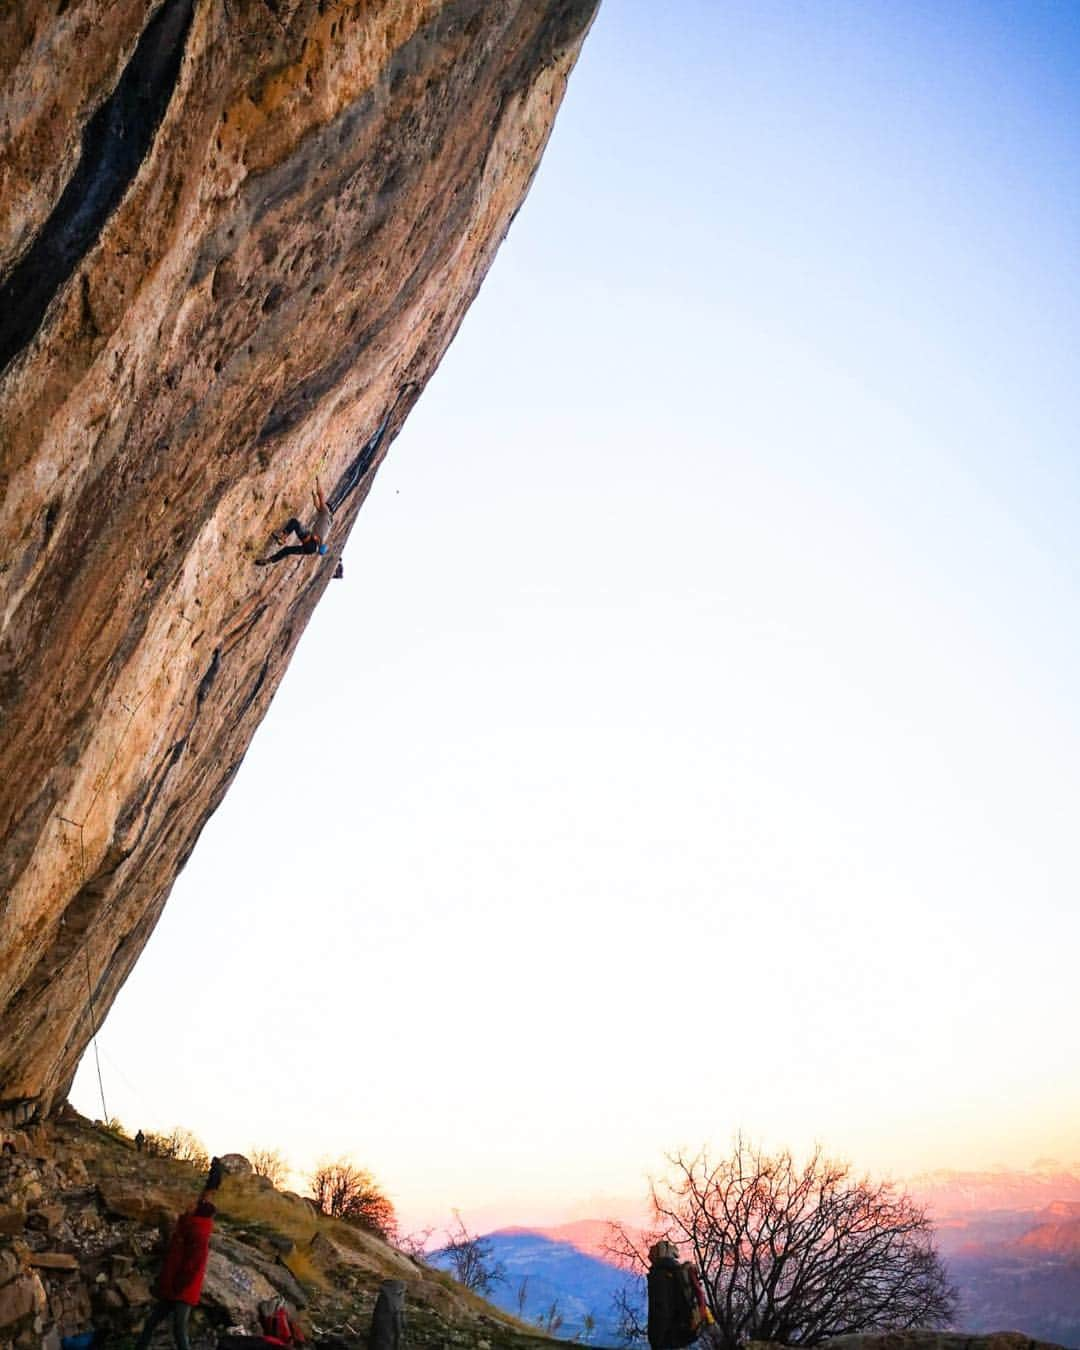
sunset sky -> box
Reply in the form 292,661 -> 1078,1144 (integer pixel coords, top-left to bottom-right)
72,0 -> 1080,1236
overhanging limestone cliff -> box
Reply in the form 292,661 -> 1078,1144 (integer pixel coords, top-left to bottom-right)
0,0 -> 599,1119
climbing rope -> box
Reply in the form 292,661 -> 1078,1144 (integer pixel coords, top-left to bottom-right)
54,680 -> 153,1125
83,944 -> 109,1123
55,811 -> 110,1123
75,818 -> 110,1123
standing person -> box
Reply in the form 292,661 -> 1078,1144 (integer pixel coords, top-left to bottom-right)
135,1194 -> 216,1350
255,479 -> 333,566
646,1241 -> 700,1350
370,1279 -> 407,1350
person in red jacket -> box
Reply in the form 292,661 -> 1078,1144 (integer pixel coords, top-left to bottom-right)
135,1196 -> 216,1350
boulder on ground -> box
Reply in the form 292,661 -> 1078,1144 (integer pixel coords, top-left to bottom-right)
316,1224 -> 417,1279
27,1253 -> 78,1271
201,1248 -> 278,1327
211,1233 -> 307,1310
97,1180 -> 175,1225
0,1270 -> 46,1329
25,1203 -> 65,1234
216,1155 -> 253,1178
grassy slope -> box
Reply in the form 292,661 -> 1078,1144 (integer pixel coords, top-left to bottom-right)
49,1112 -> 566,1349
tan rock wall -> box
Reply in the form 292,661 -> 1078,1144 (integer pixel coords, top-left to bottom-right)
0,0 -> 599,1116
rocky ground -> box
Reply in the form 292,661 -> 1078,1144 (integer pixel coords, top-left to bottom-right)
0,1110 -> 562,1350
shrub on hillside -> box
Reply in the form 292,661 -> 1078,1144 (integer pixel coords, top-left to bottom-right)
310,1159 -> 397,1240
250,1146 -> 290,1188
143,1126 -> 210,1170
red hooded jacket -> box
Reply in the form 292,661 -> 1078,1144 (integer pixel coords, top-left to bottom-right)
158,1211 -> 214,1305
260,1306 -> 306,1346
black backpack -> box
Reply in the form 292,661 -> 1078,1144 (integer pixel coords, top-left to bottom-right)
647,1257 -> 699,1349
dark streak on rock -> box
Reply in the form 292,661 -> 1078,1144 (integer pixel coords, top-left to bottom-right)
0,0 -> 196,374
0,785 -> 58,917
6,845 -> 129,1010
124,736 -> 189,857
327,383 -> 416,513
42,500 -> 60,546
234,657 -> 270,723
195,647 -> 221,707
222,603 -> 267,654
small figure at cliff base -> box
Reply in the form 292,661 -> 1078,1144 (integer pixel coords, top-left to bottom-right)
256,479 -> 333,566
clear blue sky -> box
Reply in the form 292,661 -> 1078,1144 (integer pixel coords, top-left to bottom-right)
75,1 -> 1080,1233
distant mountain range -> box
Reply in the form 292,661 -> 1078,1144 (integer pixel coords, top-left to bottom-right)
429,1224 -> 629,1344
1016,1201 -> 1080,1255
905,1169 -> 1080,1348
453,1170 -> 1080,1348
908,1163 -> 1080,1220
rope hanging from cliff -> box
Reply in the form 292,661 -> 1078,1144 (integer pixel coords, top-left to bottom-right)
58,814 -> 111,1123
53,689 -> 154,1125
74,820 -> 110,1123
83,944 -> 110,1124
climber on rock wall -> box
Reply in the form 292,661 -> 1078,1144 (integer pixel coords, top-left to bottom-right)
255,479 -> 332,566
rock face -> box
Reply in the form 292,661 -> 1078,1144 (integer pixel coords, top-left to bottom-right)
0,0 -> 599,1117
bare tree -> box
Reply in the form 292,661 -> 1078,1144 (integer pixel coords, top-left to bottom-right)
398,1226 -> 436,1261
537,1299 -> 564,1336
249,1147 -> 290,1188
516,1275 -> 530,1319
310,1159 -> 397,1240
581,1310 -> 597,1344
611,1279 -> 646,1346
437,1211 -> 506,1296
607,1138 -> 957,1350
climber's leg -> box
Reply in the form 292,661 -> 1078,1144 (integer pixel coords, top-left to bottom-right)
256,534 -> 320,566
